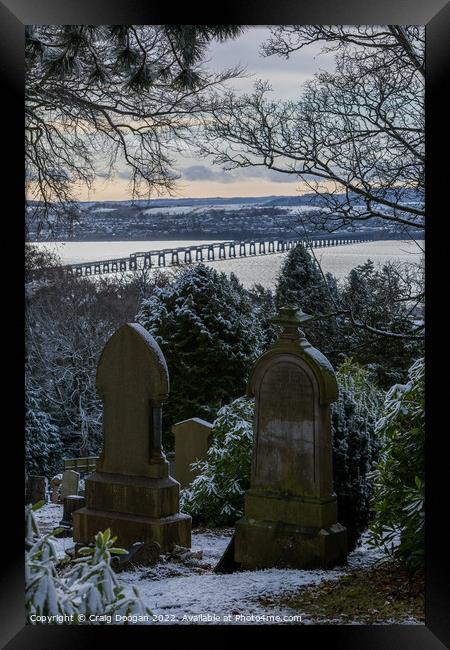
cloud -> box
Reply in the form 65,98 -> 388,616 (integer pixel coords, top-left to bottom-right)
181,164 -> 300,184
181,165 -> 235,183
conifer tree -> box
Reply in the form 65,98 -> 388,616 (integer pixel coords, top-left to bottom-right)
275,243 -> 339,359
137,265 -> 264,445
25,381 -> 63,478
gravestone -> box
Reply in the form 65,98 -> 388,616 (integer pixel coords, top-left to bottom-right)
25,476 -> 48,505
59,495 -> 86,536
72,323 -> 191,551
50,474 -> 63,503
61,470 -> 80,500
172,417 -> 213,488
234,306 -> 347,569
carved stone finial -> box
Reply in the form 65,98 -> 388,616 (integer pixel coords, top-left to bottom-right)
269,305 -> 314,343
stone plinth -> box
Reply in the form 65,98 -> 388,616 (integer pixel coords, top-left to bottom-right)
73,323 -> 191,551
234,307 -> 347,569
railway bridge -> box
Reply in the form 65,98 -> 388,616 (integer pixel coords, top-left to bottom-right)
63,235 -> 372,277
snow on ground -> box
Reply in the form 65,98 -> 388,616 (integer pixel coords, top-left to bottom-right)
346,530 -> 386,569
33,504 -> 392,624
34,503 -> 63,535
118,528 -> 349,624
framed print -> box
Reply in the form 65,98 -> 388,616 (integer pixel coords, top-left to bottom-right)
1,0 -> 449,647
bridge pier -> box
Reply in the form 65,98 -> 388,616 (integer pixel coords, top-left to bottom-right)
144,253 -> 152,268
196,248 -> 203,262
228,243 -> 236,257
249,241 -> 256,255
239,242 -> 246,256
158,252 -> 166,266
259,241 -> 266,253
172,250 -> 180,265
207,245 -> 215,261
184,249 -> 192,264
268,241 -> 274,253
219,243 -> 226,259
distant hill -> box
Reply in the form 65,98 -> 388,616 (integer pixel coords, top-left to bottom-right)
26,191 -> 424,242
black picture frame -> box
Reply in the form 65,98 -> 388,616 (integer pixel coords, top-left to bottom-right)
1,1 -> 449,647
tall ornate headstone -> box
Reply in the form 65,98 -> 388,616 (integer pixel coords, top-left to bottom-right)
234,307 -> 347,569
73,323 -> 191,550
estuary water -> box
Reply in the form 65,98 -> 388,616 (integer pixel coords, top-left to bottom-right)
34,239 -> 424,289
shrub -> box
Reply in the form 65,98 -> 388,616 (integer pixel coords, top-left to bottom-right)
180,397 -> 254,526
25,505 -> 150,623
369,358 -> 425,572
331,360 -> 384,550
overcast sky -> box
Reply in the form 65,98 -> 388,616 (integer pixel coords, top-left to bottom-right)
84,27 -> 335,202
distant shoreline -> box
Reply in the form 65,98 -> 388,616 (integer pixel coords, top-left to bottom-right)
27,231 -> 423,244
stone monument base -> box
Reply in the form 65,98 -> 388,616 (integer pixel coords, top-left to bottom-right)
72,470 -> 191,551
234,517 -> 347,570
73,507 -> 191,551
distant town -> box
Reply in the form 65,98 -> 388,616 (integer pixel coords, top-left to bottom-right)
26,193 -> 423,242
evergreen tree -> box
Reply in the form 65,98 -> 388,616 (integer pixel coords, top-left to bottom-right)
275,243 -> 339,360
137,265 -> 264,446
25,381 -> 63,478
247,283 -> 278,348
340,260 -> 424,387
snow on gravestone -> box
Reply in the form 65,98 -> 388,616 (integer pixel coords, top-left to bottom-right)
234,306 -> 347,570
73,323 -> 191,550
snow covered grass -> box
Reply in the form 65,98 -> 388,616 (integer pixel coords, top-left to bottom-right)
34,504 -> 403,625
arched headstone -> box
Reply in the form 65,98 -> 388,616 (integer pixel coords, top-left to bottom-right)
73,323 -> 191,551
234,306 -> 347,569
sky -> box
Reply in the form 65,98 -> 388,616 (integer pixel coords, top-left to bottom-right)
81,27 -> 335,202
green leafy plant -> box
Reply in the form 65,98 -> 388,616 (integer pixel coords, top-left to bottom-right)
180,397 -> 254,526
331,359 -> 384,550
369,357 -> 425,572
25,505 -> 150,623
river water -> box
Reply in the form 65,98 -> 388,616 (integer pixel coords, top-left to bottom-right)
34,239 -> 424,289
